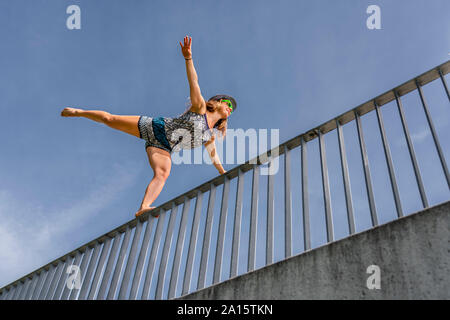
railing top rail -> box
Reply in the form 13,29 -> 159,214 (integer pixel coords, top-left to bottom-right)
1,59 -> 449,294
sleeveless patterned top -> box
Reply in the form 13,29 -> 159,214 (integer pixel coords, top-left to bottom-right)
162,111 -> 213,152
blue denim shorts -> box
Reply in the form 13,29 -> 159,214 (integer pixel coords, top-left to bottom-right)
138,116 -> 172,153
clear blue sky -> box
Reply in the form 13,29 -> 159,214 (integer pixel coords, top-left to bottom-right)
0,0 -> 449,290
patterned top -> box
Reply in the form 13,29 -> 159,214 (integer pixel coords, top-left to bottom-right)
163,110 -> 213,152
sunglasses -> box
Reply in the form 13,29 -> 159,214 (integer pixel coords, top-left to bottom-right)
220,99 -> 234,113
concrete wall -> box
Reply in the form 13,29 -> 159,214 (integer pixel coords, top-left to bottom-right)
179,201 -> 450,300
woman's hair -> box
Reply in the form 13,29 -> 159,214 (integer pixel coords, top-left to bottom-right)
181,97 -> 228,140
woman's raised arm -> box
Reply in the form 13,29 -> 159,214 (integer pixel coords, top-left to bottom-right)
179,36 -> 206,112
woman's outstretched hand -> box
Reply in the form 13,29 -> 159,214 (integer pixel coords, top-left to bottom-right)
179,35 -> 192,59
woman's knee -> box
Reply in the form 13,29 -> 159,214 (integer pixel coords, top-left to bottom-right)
153,167 -> 171,181
147,146 -> 172,180
153,165 -> 171,181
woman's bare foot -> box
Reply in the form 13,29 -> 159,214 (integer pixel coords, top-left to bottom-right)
61,107 -> 82,117
135,206 -> 158,218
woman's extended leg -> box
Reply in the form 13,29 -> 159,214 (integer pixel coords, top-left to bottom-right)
135,146 -> 172,218
61,107 -> 141,138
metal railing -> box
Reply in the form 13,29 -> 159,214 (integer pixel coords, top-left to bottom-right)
1,60 -> 449,300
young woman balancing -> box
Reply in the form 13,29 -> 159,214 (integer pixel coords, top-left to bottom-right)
61,36 -> 237,218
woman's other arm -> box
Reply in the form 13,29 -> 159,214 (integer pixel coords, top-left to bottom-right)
204,137 -> 226,175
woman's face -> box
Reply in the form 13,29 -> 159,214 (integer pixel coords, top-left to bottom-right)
217,100 -> 232,119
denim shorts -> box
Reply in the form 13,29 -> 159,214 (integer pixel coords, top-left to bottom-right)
138,116 -> 172,153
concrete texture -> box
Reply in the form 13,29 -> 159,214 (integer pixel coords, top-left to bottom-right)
178,200 -> 450,300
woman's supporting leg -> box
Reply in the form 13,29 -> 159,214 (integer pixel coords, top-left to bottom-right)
62,108 -> 170,218
61,107 -> 141,138
135,146 -> 172,218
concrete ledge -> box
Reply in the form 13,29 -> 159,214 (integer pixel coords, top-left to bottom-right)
178,200 -> 450,300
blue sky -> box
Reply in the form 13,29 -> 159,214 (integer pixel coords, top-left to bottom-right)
0,0 -> 449,291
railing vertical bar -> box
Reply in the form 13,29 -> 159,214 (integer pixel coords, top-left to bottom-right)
184,192 -> 204,295
13,283 -> 23,300
13,285 -> 21,300
0,289 -> 6,300
118,222 -> 144,300
318,129 -> 334,242
38,264 -> 56,300
107,227 -> 132,300
213,176 -> 230,284
30,272 -> 44,300
17,280 -> 29,300
8,287 -> 16,300
70,247 -> 92,300
5,285 -> 17,300
16,282 -> 28,300
4,288 -> 13,300
45,261 -> 65,300
11,286 -> 19,300
395,90 -> 429,208
4,288 -> 12,300
7,287 -> 15,300
336,119 -> 356,235
78,243 -> 102,300
301,136 -> 311,250
19,278 -> 33,300
169,195 -> 192,299
416,80 -> 450,189
18,280 -> 30,300
88,238 -> 112,300
129,219 -> 155,300
374,101 -> 404,218
439,68 -> 450,101
12,282 -> 24,300
54,256 -> 74,300
231,168 -> 245,277
9,283 -> 20,300
355,110 -> 379,226
1,288 -> 8,300
197,183 -> 216,290
266,158 -> 275,264
284,147 -> 293,258
97,234 -> 121,299
141,208 -> 166,299
1,288 -> 9,300
8,283 -> 19,300
2,288 -> 10,300
156,202 -> 178,300
248,165 -> 260,272
6,285 -> 16,300
3,287 -> 11,300
60,251 -> 83,300
10,287 -> 18,300
35,270 -> 50,300
7,286 -> 16,300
